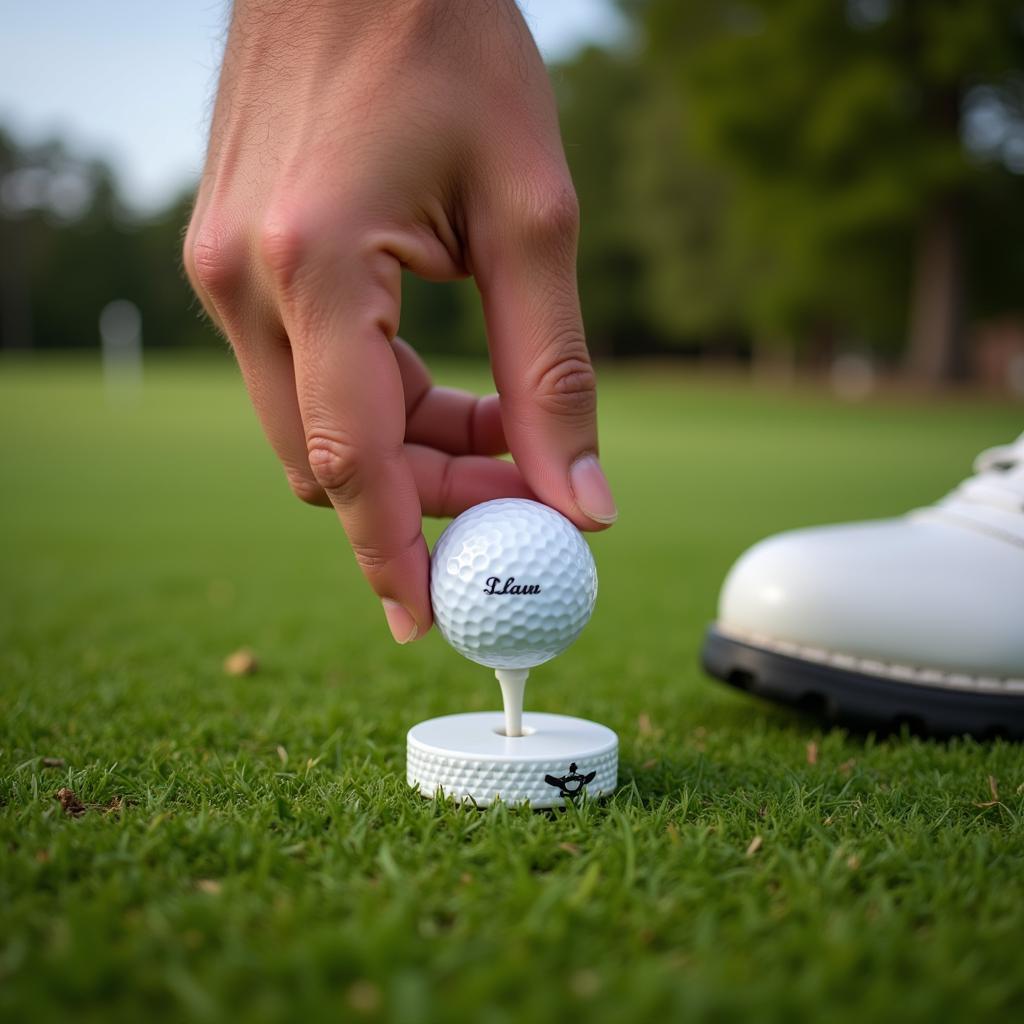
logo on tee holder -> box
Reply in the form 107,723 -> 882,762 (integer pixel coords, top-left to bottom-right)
544,762 -> 596,799
483,576 -> 541,595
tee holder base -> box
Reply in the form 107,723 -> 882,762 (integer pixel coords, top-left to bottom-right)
407,670 -> 618,808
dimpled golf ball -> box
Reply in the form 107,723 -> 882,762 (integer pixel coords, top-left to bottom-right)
430,498 -> 598,670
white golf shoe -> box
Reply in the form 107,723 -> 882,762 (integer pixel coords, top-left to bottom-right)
703,433 -> 1024,737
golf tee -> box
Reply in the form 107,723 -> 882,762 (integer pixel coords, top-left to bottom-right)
495,668 -> 529,737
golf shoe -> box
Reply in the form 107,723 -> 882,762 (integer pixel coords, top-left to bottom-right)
703,433 -> 1024,737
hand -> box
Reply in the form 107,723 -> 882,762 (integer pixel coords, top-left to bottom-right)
184,0 -> 617,644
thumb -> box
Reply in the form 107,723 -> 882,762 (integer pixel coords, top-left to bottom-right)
474,185 -> 617,529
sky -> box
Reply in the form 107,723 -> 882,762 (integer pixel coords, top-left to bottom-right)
0,1 -> 626,213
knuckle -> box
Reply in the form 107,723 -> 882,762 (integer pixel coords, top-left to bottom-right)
350,530 -> 420,578
181,224 -> 198,286
258,191 -> 352,291
285,469 -> 326,507
306,431 -> 362,497
516,183 -> 580,249
185,218 -> 246,296
532,344 -> 597,423
436,452 -> 458,513
351,543 -> 392,576
258,207 -> 310,289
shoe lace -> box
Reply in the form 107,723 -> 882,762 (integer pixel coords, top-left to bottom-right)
948,434 -> 1024,514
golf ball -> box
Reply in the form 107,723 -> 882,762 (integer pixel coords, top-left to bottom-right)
430,498 -> 598,670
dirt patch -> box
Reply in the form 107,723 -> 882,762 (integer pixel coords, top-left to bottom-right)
224,648 -> 258,676
56,788 -> 87,817
54,789 -> 128,817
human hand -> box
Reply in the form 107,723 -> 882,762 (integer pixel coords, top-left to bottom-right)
184,0 -> 617,644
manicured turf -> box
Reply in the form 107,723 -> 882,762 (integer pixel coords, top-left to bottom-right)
1,356 -> 1022,1023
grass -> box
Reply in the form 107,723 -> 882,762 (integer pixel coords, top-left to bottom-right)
1,355 -> 1022,1023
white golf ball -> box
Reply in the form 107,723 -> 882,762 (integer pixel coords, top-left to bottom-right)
430,498 -> 598,670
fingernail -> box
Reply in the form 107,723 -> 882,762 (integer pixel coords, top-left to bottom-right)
382,599 -> 418,644
569,454 -> 618,524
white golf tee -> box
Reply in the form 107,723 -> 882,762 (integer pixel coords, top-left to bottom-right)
495,668 -> 530,737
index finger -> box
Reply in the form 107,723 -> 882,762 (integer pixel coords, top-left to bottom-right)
280,246 -> 430,645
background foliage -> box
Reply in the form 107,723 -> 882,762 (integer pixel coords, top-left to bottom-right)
1,0 -> 1023,381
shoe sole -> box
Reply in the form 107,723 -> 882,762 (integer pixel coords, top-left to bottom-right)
701,625 -> 1024,740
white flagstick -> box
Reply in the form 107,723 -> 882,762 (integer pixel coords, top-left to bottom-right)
495,668 -> 529,737
99,299 -> 143,403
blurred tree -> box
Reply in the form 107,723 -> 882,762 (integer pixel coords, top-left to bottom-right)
632,0 -> 1024,381
0,129 -> 216,351
5,0 -> 1023,381
557,46 -> 754,357
555,47 -> 651,356
399,275 -> 487,357
0,130 -> 33,349
618,66 -> 745,350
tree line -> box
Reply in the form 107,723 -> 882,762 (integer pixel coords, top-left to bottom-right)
2,0 -> 1022,385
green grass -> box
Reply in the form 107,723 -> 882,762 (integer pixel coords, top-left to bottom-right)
1,356 -> 1022,1024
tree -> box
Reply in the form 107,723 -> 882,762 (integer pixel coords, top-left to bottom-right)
554,47 -> 652,356
633,0 -> 1024,381
0,129 -> 220,351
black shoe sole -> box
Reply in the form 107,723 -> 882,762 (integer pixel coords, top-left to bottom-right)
701,625 -> 1024,740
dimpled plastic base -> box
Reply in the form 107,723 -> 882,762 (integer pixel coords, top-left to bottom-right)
430,499 -> 598,670
407,712 -> 618,809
